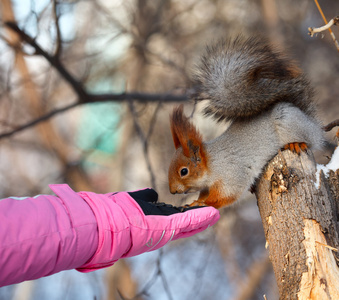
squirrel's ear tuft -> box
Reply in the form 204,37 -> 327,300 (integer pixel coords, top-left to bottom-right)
170,106 -> 182,149
170,105 -> 205,159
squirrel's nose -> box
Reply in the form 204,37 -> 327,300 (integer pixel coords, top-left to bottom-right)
169,183 -> 180,194
169,187 -> 177,194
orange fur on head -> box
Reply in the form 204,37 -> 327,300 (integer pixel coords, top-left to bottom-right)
168,105 -> 209,196
170,105 -> 205,159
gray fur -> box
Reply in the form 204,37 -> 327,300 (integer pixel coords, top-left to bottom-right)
204,102 -> 324,199
194,36 -> 316,121
171,37 -> 324,205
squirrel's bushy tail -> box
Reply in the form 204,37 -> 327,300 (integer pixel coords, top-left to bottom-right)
193,36 -> 315,121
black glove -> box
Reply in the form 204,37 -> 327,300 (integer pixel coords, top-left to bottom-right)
128,188 -> 203,216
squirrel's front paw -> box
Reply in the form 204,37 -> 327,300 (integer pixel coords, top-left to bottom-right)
187,200 -> 207,207
177,201 -> 207,212
283,142 -> 308,155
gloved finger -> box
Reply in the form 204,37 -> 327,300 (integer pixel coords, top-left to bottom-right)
129,189 -> 207,216
127,188 -> 158,204
166,205 -> 220,237
172,206 -> 219,240
124,204 -> 220,257
143,206 -> 220,253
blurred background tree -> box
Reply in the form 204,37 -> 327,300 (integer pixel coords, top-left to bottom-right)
0,0 -> 339,299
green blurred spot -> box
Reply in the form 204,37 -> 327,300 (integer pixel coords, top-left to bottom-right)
77,102 -> 121,154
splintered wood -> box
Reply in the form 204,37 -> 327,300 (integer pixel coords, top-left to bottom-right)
256,150 -> 339,299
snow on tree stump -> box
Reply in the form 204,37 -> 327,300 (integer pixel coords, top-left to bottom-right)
256,149 -> 339,299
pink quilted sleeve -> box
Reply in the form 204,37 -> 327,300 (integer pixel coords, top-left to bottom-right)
0,184 -> 219,286
0,184 -> 98,287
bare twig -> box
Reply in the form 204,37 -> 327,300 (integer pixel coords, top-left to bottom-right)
323,119 -> 339,132
308,16 -> 339,36
89,92 -> 189,103
132,249 -> 173,300
0,92 -> 188,139
127,101 -> 159,189
0,102 -> 78,139
4,22 -> 189,103
311,0 -> 339,52
146,101 -> 162,141
0,21 -> 189,139
4,21 -> 88,98
52,0 -> 62,58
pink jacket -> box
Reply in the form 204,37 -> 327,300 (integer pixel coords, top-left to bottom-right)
0,184 -> 219,287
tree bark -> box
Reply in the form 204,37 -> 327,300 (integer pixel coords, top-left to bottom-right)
256,150 -> 339,299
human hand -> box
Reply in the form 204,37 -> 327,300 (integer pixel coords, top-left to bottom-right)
77,188 -> 219,272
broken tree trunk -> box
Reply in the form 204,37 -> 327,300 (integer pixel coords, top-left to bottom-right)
256,149 -> 339,299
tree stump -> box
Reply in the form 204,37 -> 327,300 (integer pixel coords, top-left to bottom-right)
256,150 -> 339,299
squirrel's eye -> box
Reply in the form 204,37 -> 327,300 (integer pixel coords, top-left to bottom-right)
180,168 -> 189,177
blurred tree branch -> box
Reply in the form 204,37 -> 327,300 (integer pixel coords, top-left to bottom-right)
0,21 -> 189,140
52,0 -> 62,58
0,0 -> 69,161
0,0 -> 98,193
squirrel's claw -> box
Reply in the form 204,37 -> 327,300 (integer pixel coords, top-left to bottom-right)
283,142 -> 308,155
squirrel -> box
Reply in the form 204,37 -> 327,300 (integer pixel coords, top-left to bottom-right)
168,36 -> 324,209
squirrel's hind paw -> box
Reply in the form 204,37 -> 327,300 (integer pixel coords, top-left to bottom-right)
283,142 -> 308,155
